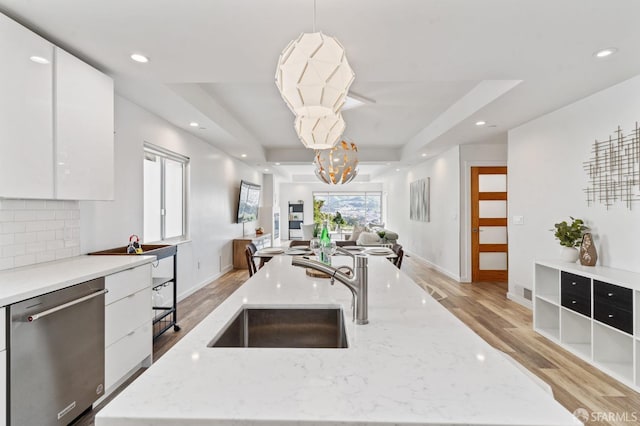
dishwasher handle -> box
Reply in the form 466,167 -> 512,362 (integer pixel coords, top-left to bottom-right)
28,289 -> 108,322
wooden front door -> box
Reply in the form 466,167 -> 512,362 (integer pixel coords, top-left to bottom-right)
471,166 -> 508,282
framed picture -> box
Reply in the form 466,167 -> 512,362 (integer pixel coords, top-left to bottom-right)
410,178 -> 430,222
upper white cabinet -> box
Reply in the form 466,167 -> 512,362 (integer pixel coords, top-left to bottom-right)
0,13 -> 54,199
55,48 -> 114,200
0,13 -> 114,201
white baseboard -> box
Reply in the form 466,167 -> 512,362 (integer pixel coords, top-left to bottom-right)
176,264 -> 235,302
507,291 -> 532,309
406,250 -> 461,282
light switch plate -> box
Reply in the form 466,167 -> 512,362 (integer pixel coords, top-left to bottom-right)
512,215 -> 524,225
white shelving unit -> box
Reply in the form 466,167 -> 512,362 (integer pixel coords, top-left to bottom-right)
533,260 -> 640,391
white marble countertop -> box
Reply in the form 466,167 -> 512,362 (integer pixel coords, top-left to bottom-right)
0,255 -> 156,306
97,256 -> 579,425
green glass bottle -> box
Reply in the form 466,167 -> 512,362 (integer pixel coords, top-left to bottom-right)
319,220 -> 331,264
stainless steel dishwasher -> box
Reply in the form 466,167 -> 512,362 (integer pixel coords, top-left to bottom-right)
9,278 -> 106,425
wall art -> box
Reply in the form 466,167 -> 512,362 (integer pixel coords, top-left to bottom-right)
584,124 -> 640,210
410,178 -> 430,222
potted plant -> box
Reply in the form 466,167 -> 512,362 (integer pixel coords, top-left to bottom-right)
551,217 -> 588,262
332,211 -> 346,231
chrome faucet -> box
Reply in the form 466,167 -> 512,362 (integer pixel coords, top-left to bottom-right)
292,250 -> 369,325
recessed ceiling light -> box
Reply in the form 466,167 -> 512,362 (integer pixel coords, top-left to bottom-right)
275,162 -> 281,166
475,121 -> 486,126
130,53 -> 149,63
264,168 -> 269,172
421,153 -> 427,157
241,154 -> 247,158
189,122 -> 199,127
594,47 -> 618,58
29,56 -> 49,64
395,168 -> 400,172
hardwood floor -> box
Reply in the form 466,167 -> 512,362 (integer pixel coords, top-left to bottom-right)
75,256 -> 639,426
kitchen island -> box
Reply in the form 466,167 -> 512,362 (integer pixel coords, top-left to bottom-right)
96,255 -> 579,425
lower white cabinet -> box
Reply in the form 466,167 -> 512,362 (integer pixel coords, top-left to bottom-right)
533,261 -> 640,391
105,322 -> 152,390
0,306 -> 5,426
104,264 -> 152,393
0,350 -> 5,426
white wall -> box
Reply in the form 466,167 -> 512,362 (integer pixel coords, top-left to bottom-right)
459,143 -> 508,282
279,181 -> 383,239
508,74 -> 640,303
80,95 -> 261,300
382,145 -> 461,280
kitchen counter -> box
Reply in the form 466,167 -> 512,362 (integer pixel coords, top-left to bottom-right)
0,254 -> 156,306
96,255 -> 579,425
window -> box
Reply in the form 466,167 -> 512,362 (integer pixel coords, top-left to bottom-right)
313,192 -> 382,229
143,144 -> 189,242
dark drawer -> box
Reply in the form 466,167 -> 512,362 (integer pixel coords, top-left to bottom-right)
593,281 -> 633,334
561,272 -> 591,299
594,281 -> 632,312
561,293 -> 591,317
594,300 -> 633,334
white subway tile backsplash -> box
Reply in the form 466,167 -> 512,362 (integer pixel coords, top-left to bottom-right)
36,251 -> 56,263
55,210 -> 72,220
1,222 -> 26,234
55,248 -> 74,259
0,198 -> 80,271
0,234 -> 14,246
24,221 -> 47,232
26,242 -> 46,254
37,231 -> 56,242
15,232 -> 38,244
0,257 -> 14,270
13,210 -> 37,221
24,200 -> 46,210
36,210 -> 56,221
14,254 -> 36,267
0,211 -> 14,222
46,240 -> 64,251
0,199 -> 25,209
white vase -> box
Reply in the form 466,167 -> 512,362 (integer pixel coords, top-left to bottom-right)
560,246 -> 579,263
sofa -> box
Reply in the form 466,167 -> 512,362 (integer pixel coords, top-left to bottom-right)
348,223 -> 399,245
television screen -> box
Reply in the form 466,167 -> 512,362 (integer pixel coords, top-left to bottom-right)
236,180 -> 261,223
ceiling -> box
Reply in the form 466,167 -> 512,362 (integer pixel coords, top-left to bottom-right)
2,0 -> 640,181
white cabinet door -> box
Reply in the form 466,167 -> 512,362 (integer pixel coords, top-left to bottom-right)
55,48 -> 114,200
0,14 -> 54,199
0,350 -> 5,426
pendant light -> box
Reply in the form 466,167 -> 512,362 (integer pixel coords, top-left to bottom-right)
314,140 -> 359,184
295,112 -> 345,149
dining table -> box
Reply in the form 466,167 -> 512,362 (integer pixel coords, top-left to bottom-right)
254,246 -> 397,268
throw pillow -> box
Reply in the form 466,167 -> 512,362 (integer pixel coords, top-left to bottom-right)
357,231 -> 381,246
349,224 -> 364,241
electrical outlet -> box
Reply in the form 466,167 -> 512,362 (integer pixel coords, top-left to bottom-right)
197,261 -> 201,270
512,215 -> 524,225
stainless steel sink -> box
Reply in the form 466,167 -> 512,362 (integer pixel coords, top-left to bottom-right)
208,307 -> 348,348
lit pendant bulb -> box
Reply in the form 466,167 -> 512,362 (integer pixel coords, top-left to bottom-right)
314,140 -> 359,185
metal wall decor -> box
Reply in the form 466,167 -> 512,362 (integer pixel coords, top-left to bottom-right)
584,124 -> 640,210
409,178 -> 430,222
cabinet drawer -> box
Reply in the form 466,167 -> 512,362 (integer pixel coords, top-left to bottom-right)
105,264 -> 152,305
0,307 -> 5,351
561,294 -> 591,317
560,272 -> 590,299
594,301 -> 633,334
105,287 -> 152,347
594,281 -> 632,312
594,281 -> 633,334
105,322 -> 151,390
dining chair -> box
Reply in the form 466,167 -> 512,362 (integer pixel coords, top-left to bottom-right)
391,244 -> 404,269
289,240 -> 310,247
245,243 -> 258,277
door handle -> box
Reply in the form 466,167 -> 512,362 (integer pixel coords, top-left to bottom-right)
28,289 -> 108,322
